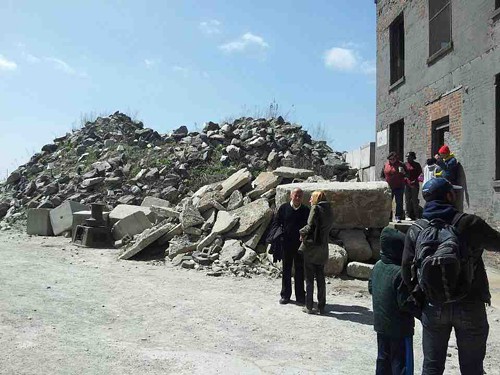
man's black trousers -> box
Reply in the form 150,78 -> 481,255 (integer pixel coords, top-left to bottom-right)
281,248 -> 305,302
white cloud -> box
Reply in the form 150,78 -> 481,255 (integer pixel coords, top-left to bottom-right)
0,55 -> 17,71
45,57 -> 77,75
219,32 -> 269,54
199,19 -> 221,35
144,58 -> 161,68
324,48 -> 358,71
324,46 -> 375,75
172,65 -> 190,76
25,53 -> 41,63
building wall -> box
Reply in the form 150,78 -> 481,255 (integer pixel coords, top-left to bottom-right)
376,0 -> 500,222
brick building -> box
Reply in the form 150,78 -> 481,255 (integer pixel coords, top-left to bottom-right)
375,0 -> 500,222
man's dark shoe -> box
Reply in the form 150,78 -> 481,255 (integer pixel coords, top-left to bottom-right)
296,299 -> 305,306
318,308 -> 326,315
279,298 -> 290,305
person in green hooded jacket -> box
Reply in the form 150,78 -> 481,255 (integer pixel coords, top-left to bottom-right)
368,227 -> 415,375
299,190 -> 334,315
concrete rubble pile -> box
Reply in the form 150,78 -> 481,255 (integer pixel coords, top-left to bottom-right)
0,111 -> 389,280
0,112 -> 355,226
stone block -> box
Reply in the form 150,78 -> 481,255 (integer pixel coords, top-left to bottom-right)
220,168 -> 252,198
273,167 -> 314,179
72,210 -> 110,234
119,222 -> 172,260
275,182 -> 392,229
226,198 -> 270,238
141,196 -> 171,208
27,208 -> 54,236
324,244 -> 348,276
338,230 -> 373,262
346,261 -> 374,280
111,211 -> 153,240
49,200 -> 89,236
109,204 -> 155,224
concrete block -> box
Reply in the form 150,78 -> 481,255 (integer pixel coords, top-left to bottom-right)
49,201 -> 89,236
72,210 -> 110,234
275,182 -> 392,229
360,142 -> 375,169
109,204 -> 155,224
27,208 -> 53,236
141,196 -> 171,208
111,211 -> 153,240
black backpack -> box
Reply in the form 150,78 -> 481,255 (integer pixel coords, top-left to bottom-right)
411,213 -> 474,304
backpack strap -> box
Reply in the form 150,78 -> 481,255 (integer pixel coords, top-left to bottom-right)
451,212 -> 466,227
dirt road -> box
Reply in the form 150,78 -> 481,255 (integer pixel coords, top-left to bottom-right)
1,231 -> 500,374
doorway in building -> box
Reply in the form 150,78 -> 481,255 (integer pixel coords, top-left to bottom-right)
389,119 -> 405,160
432,117 -> 450,155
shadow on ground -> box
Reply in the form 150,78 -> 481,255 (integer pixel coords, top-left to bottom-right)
321,303 -> 373,325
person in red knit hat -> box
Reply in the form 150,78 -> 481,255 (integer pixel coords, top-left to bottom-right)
434,145 -> 459,185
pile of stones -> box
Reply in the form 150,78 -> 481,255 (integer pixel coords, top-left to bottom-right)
0,112 -> 354,224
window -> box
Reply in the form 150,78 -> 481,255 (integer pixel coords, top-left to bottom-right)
429,0 -> 452,58
496,74 -> 500,179
390,14 -> 405,85
389,120 -> 405,160
497,0 -> 500,10
432,117 -> 450,155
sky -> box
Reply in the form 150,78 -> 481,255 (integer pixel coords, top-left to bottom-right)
0,0 -> 377,180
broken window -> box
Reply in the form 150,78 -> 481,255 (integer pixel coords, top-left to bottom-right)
496,74 -> 500,179
390,13 -> 405,85
389,120 -> 405,160
429,0 -> 452,58
432,117 -> 450,155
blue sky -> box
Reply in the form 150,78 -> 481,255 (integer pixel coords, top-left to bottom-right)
0,0 -> 376,179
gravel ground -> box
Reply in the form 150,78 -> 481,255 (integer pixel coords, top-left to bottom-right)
1,231 -> 500,374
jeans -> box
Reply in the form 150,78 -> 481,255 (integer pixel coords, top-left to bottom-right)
376,334 -> 414,375
405,185 -> 420,220
304,262 -> 326,311
392,188 -> 405,220
281,248 -> 305,302
421,301 -> 489,375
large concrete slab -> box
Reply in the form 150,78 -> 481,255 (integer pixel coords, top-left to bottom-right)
49,201 -> 89,236
112,211 -> 153,240
27,208 -> 53,236
220,168 -> 252,198
275,182 -> 392,229
141,196 -> 171,208
109,204 -> 155,224
119,222 -> 173,260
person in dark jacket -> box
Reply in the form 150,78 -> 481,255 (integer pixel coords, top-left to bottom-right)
369,227 -> 415,375
273,188 -> 310,305
404,151 -> 422,220
381,151 -> 407,222
298,190 -> 334,314
434,145 -> 459,185
402,178 -> 500,374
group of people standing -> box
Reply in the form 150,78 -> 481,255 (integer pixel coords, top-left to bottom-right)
381,145 -> 460,222
267,147 -> 500,374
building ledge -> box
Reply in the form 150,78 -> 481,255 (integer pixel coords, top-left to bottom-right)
427,42 -> 453,66
492,7 -> 500,21
492,180 -> 500,191
389,76 -> 405,92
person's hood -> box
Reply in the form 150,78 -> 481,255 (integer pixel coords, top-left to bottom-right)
379,227 -> 405,265
315,201 -> 333,219
423,200 -> 458,222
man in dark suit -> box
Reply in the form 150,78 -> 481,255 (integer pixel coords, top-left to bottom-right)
273,188 -> 310,305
